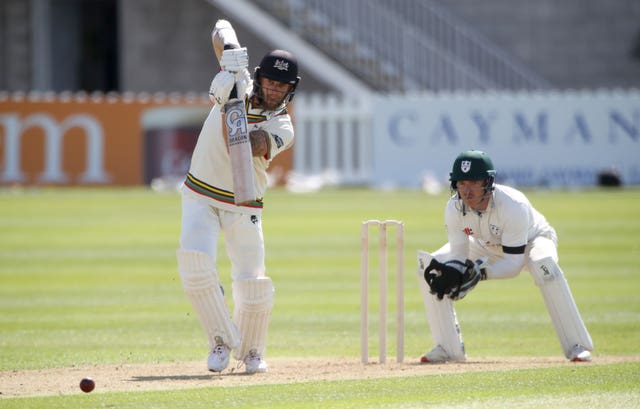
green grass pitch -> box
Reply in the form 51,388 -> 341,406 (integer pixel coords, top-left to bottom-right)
1,186 -> 639,408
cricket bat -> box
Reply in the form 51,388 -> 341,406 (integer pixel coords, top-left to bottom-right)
212,20 -> 255,206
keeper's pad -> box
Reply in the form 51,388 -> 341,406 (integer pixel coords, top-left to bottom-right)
232,277 -> 275,360
176,250 -> 240,349
417,251 -> 466,361
529,257 -> 593,358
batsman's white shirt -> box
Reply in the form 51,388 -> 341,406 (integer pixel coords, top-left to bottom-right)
444,184 -> 557,277
182,102 -> 294,215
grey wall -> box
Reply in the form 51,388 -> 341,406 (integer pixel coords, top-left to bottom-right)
0,0 -> 31,90
432,0 -> 640,89
2,0 -> 638,92
119,0 -> 327,93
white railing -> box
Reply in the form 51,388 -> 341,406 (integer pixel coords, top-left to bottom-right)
292,90 -> 640,188
292,94 -> 372,185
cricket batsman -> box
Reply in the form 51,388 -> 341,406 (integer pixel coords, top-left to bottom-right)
176,20 -> 300,373
417,150 -> 593,363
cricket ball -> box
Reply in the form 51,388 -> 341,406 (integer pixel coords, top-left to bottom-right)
79,377 -> 95,393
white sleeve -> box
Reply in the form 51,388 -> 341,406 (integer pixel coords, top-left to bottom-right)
444,199 -> 469,260
261,113 -> 294,161
500,201 -> 530,249
485,197 -> 529,278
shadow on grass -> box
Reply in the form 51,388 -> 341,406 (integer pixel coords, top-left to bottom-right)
130,374 -> 214,382
129,370 -> 257,382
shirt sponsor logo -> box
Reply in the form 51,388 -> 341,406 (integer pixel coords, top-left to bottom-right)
225,102 -> 249,147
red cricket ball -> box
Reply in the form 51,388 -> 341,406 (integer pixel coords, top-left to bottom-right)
79,377 -> 95,393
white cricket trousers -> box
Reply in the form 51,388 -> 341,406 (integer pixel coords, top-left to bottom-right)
179,192 -> 265,280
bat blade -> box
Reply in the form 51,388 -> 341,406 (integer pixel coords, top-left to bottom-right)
223,99 -> 255,205
211,19 -> 256,206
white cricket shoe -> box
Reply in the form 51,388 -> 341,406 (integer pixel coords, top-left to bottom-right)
208,337 -> 231,372
569,344 -> 592,362
420,345 -> 454,363
244,349 -> 268,374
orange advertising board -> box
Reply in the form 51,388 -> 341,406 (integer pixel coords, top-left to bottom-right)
0,93 -> 211,186
1,92 -> 295,187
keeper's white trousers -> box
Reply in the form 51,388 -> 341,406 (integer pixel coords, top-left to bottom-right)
421,231 -> 592,360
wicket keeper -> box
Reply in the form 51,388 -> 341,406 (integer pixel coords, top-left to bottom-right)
417,150 -> 593,363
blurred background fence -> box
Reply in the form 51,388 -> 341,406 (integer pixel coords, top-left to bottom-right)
2,89 -> 638,189
1,0 -> 639,189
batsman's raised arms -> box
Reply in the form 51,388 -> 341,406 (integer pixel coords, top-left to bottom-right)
212,20 -> 240,62
211,19 -> 255,206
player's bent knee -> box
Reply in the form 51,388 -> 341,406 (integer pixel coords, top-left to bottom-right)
176,249 -> 219,289
232,277 -> 275,307
528,256 -> 563,288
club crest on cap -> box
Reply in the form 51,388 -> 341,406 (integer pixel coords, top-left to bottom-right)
461,160 -> 471,173
273,59 -> 289,71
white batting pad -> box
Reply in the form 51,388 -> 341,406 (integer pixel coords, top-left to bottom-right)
176,250 -> 240,349
529,257 -> 593,358
232,277 -> 275,360
417,250 -> 466,361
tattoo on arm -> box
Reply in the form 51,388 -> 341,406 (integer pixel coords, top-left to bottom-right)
249,129 -> 269,157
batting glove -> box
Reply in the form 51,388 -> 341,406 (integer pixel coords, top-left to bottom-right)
234,68 -> 252,100
209,70 -> 236,105
220,47 -> 249,73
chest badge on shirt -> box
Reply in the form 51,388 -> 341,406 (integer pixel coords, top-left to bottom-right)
489,224 -> 501,236
273,134 -> 284,149
464,227 -> 473,236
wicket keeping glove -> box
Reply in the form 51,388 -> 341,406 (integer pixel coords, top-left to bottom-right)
449,258 -> 488,301
424,258 -> 461,300
424,258 -> 487,301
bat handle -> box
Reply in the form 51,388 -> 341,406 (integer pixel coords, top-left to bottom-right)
223,44 -> 240,100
